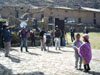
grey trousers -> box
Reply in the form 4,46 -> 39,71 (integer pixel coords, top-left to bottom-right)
40,40 -> 46,50
55,38 -> 61,50
74,51 -> 82,68
4,42 -> 11,56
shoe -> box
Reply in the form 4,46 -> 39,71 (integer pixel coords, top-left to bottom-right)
26,51 -> 29,52
87,64 -> 91,70
44,49 -> 46,51
59,48 -> 61,50
83,69 -> 88,72
75,66 -> 78,70
21,49 -> 23,52
5,55 -> 9,57
83,65 -> 88,72
78,67 -> 82,70
79,65 -> 82,70
41,48 -> 43,51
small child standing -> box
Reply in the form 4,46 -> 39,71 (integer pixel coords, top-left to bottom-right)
72,33 -> 82,70
78,34 -> 92,72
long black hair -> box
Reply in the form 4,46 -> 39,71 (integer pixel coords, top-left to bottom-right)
84,39 -> 90,43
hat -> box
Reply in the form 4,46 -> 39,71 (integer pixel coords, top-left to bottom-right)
83,34 -> 89,40
56,25 -> 58,28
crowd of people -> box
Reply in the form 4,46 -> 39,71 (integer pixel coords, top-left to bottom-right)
1,23 -> 92,73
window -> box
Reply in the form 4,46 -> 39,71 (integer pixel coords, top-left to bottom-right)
93,13 -> 96,18
93,19 -> 96,24
48,16 -> 53,23
65,10 -> 68,13
78,18 -> 82,23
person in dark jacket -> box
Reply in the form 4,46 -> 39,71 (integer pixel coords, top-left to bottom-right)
2,25 -> 11,57
19,27 -> 29,52
40,27 -> 46,51
54,26 -> 62,50
70,26 -> 75,42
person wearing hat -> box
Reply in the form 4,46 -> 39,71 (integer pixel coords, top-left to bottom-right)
2,25 -> 11,57
54,26 -> 62,50
78,34 -> 92,72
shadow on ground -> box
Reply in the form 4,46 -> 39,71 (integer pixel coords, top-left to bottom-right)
8,55 -> 21,63
27,52 -> 41,56
0,64 -> 44,75
88,71 -> 100,75
11,48 -> 19,52
47,51 -> 62,54
0,64 -> 13,75
60,50 -> 74,53
18,71 -> 44,75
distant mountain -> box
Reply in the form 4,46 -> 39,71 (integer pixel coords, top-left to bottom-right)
0,0 -> 100,9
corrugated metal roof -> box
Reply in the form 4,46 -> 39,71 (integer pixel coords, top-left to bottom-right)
81,7 -> 100,12
53,6 -> 100,13
54,6 -> 72,10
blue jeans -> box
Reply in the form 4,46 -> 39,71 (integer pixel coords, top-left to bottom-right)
20,38 -> 28,52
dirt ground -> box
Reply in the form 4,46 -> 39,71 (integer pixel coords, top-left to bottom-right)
0,47 -> 100,75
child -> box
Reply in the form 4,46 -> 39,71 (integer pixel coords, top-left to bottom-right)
78,34 -> 92,72
72,33 -> 82,69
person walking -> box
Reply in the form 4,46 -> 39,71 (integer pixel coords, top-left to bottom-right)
54,26 -> 62,50
72,33 -> 82,70
2,25 -> 11,57
78,34 -> 92,72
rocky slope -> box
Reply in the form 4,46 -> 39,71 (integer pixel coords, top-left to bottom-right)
0,0 -> 100,9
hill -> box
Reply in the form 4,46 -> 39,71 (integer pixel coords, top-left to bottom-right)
0,0 -> 100,9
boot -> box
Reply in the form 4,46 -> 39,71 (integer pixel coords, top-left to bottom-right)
83,65 -> 88,72
87,64 -> 90,70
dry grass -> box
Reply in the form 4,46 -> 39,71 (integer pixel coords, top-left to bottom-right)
65,32 -> 100,50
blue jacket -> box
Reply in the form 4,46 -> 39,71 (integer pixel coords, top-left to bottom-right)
2,29 -> 11,42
